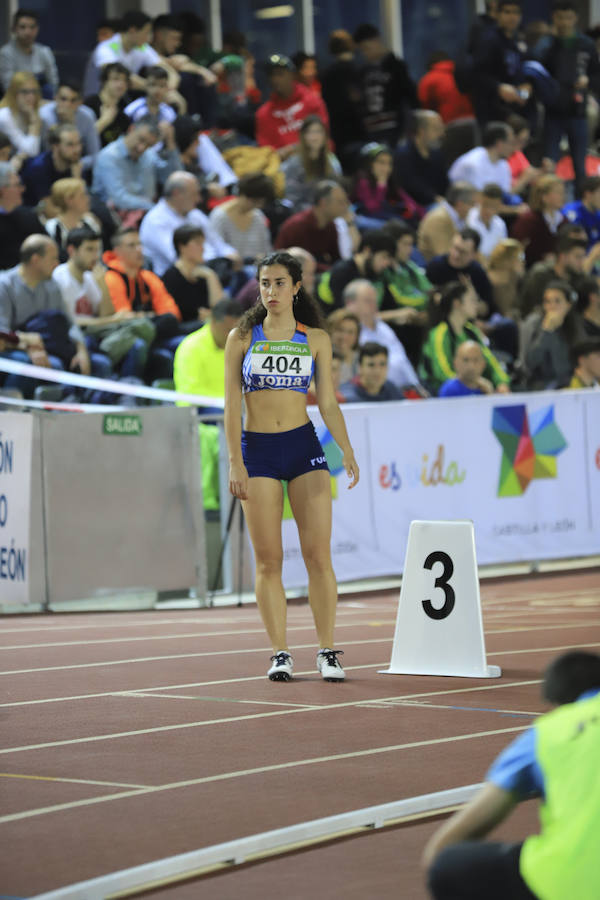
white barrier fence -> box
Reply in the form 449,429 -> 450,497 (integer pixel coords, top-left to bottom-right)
0,407 -> 205,609
280,390 -> 600,589
2,374 -> 598,607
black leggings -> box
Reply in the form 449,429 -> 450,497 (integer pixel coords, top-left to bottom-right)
427,841 -> 539,900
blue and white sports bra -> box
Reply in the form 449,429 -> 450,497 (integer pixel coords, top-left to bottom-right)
242,322 -> 315,394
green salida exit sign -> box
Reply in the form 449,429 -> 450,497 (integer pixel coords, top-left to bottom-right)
102,414 -> 143,436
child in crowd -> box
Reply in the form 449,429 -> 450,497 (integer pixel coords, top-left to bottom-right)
124,65 -> 178,125
352,143 -> 423,227
292,52 -> 321,94
161,224 -> 223,323
567,339 -> 600,388
466,183 -> 507,260
84,62 -> 131,147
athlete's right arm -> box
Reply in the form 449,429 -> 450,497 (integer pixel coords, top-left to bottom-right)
421,782 -> 518,870
224,327 -> 249,500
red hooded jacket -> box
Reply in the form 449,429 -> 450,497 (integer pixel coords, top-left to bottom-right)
417,61 -> 474,124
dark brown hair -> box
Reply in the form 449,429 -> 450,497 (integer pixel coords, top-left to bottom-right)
238,251 -> 324,337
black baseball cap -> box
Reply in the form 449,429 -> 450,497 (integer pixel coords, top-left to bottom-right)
265,53 -> 295,73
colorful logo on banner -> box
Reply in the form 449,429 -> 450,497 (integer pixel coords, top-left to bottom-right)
492,404 -> 567,497
282,426 -> 344,519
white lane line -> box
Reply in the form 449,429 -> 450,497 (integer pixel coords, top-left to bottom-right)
0,643 -> 580,709
0,671 -> 539,711
0,617 -> 260,634
0,772 -> 150,789
0,607 -> 384,636
0,628 -> 276,651
117,692 -> 324,709
0,638 -> 391,676
0,725 -> 528,826
0,664 -> 385,708
358,700 -> 542,716
2,636 -> 596,710
488,641 -> 600,656
481,588 -> 600,606
0,619 -> 392,651
485,604 -> 599,618
4,619 -> 599,678
0,678 -> 544,757
486,621 -> 600,634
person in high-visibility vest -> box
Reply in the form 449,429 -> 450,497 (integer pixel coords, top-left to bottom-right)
423,650 -> 600,900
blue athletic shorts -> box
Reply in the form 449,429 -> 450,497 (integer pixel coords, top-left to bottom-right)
241,422 -> 329,482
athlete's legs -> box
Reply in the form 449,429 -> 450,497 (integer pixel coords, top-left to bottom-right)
287,469 -> 337,648
241,477 -> 287,652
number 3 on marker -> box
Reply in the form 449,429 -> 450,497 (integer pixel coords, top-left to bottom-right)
422,551 -> 455,620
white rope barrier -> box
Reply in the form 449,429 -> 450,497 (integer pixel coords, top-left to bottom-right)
0,394 -> 126,413
0,357 -> 225,408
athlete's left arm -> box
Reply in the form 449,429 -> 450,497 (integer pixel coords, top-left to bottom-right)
311,329 -> 359,489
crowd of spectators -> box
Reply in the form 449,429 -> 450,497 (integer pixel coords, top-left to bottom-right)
1,0 -> 600,415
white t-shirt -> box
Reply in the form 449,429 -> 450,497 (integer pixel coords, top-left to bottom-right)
448,147 -> 511,194
466,206 -> 508,259
93,33 -> 160,76
52,263 -> 102,317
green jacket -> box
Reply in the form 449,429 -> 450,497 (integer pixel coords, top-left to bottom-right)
419,320 -> 510,394
382,260 -> 432,311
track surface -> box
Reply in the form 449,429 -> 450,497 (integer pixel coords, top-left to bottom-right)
1,569 -> 598,899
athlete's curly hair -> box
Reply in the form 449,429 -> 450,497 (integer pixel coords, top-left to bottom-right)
237,251 -> 325,337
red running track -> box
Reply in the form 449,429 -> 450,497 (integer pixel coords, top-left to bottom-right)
0,568 -> 598,899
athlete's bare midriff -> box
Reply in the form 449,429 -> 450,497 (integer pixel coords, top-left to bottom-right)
244,389 -> 311,433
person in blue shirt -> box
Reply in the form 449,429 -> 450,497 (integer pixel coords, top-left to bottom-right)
91,117 -> 180,215
438,340 -> 493,397
423,650 -> 600,900
562,174 -> 600,249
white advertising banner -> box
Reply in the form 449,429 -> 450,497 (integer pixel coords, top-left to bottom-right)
0,414 -> 33,604
280,391 -> 600,589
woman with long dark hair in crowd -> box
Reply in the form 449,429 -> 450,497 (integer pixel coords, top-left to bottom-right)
224,251 -> 359,682
419,280 -> 511,395
523,280 -> 584,389
280,115 -> 341,210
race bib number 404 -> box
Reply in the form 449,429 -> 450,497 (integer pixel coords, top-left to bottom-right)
250,340 -> 313,389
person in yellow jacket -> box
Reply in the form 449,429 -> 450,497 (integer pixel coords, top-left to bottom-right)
174,297 -> 243,510
423,650 -> 600,900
